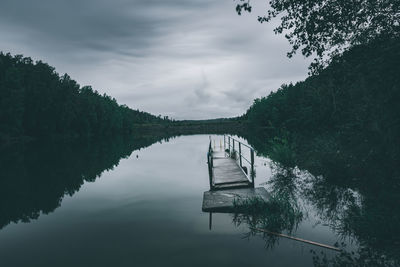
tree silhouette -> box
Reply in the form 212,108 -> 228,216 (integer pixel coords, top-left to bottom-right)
0,53 -> 168,142
235,0 -> 400,72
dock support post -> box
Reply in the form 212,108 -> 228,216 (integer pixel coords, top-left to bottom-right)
228,136 -> 232,157
207,158 -> 213,189
232,140 -> 235,159
223,135 -> 225,151
209,212 -> 213,230
250,148 -> 255,186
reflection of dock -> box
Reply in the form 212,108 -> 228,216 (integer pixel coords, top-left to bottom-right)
202,136 -> 270,213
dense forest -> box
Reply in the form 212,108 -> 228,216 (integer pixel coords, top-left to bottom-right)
243,36 -> 400,183
0,53 -> 167,144
238,37 -> 400,264
136,118 -> 244,135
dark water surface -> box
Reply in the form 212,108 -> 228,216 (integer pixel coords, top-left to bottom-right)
0,135 -> 398,266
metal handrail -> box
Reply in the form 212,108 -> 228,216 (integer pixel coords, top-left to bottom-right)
207,139 -> 214,189
235,150 -> 252,165
227,136 -> 253,149
223,135 -> 255,186
224,137 -> 252,165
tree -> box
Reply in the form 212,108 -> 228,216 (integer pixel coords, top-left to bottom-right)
235,0 -> 400,73
0,52 -> 169,141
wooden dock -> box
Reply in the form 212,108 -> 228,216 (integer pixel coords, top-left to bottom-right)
210,150 -> 253,189
206,136 -> 255,190
202,136 -> 270,212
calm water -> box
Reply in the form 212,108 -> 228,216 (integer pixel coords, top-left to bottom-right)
0,135 -> 398,266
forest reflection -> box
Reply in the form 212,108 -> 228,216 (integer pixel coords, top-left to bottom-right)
1,131 -> 399,266
241,132 -> 400,266
0,134 -> 172,230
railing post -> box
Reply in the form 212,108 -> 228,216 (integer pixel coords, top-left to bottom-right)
232,139 -> 235,159
207,140 -> 214,189
250,148 -> 255,186
223,135 -> 225,151
239,143 -> 242,167
209,212 -> 213,230
228,136 -> 231,156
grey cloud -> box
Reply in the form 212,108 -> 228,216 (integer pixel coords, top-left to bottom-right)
0,0 -> 310,119
192,72 -> 211,103
0,0 -> 217,57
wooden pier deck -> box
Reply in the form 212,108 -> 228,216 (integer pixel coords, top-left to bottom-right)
202,136 -> 270,212
202,187 -> 270,212
211,151 -> 252,189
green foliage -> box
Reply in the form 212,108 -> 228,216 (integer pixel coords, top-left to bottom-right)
243,125 -> 400,263
232,194 -> 303,234
245,37 -> 400,172
0,53 -> 166,142
311,245 -> 400,267
235,0 -> 400,72
240,38 -> 400,261
268,137 -> 296,168
240,32 -> 400,258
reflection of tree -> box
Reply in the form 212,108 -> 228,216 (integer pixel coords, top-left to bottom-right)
244,132 -> 400,264
0,134 -> 169,229
268,162 -> 299,200
232,183 -> 303,249
302,175 -> 362,236
304,174 -> 400,264
311,244 -> 399,267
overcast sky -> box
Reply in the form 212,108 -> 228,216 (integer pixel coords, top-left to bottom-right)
0,0 -> 310,119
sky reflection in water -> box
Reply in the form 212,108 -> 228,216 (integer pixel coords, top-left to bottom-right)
0,135 -> 391,267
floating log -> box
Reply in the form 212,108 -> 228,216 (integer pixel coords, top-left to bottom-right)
250,227 -> 341,252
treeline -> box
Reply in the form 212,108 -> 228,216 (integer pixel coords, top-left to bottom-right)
0,53 -> 166,143
244,36 -> 400,181
134,117 -> 245,135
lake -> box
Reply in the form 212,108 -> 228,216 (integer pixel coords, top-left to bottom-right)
0,134 -> 398,266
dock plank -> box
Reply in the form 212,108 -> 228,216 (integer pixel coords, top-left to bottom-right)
202,187 -> 270,212
212,151 -> 226,158
212,157 -> 249,186
202,138 -> 269,212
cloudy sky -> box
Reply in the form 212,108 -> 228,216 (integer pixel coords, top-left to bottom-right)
0,0 -> 310,119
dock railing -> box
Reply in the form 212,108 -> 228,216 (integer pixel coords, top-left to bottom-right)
223,135 -> 255,186
207,138 -> 214,188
